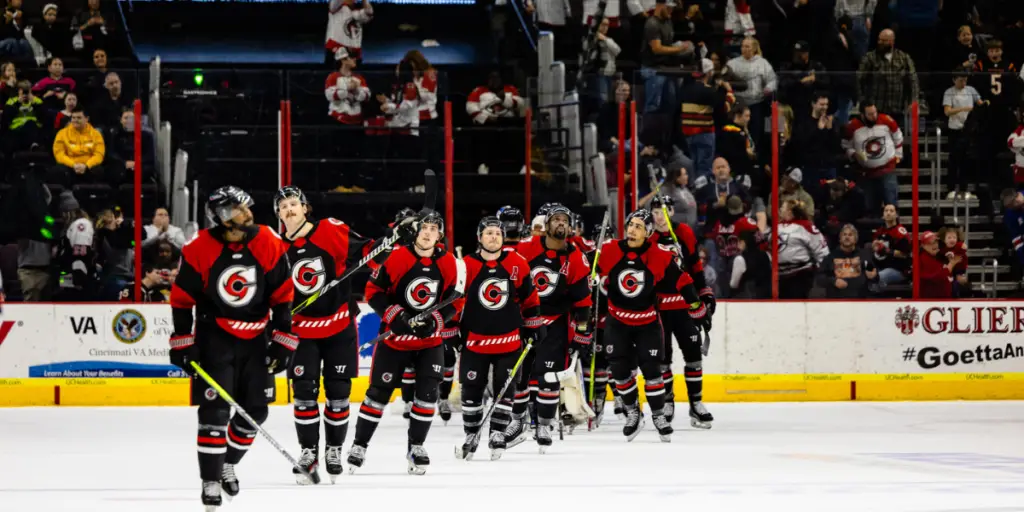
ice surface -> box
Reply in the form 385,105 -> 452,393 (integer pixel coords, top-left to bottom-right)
1,402 -> 1023,512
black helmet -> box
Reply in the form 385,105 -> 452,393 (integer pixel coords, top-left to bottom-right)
650,195 -> 675,210
207,186 -> 254,225
572,213 -> 585,234
477,215 -> 504,239
545,204 -> 573,224
393,207 -> 417,226
496,205 -> 525,238
537,202 -> 557,217
420,209 -> 444,236
274,185 -> 308,215
625,209 -> 654,236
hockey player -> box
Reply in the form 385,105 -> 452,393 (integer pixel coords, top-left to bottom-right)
649,195 -> 715,428
497,205 -> 527,249
456,216 -> 543,459
349,210 -> 462,475
512,204 -> 593,452
594,209 -> 710,442
275,186 -> 412,484
168,186 -> 297,509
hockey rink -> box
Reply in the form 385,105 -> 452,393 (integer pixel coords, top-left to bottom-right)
2,401 -> 1023,512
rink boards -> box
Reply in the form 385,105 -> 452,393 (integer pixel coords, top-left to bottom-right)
0,301 -> 1022,406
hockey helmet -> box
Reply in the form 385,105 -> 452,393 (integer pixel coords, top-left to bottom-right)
393,207 -> 417,227
207,186 -> 254,225
477,215 -> 504,239
273,185 -> 309,215
572,213 -> 585,234
537,202 -> 557,217
419,209 -> 445,234
650,195 -> 675,210
625,209 -> 655,236
496,205 -> 525,238
544,203 -> 573,224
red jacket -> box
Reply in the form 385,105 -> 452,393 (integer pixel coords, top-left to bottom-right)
918,250 -> 953,299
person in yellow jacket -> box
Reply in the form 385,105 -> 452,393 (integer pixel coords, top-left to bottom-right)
50,107 -> 111,187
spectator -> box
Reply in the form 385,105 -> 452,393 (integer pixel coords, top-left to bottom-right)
640,0 -> 693,114
938,225 -> 969,296
680,58 -> 726,181
834,0 -> 876,60
1000,188 -> 1023,269
777,199 -> 829,299
466,71 -> 524,174
726,37 -> 776,149
826,16 -> 860,126
708,51 -> 743,123
54,190 -> 95,301
127,264 -> 170,302
326,48 -> 370,126
16,184 -> 53,301
597,80 -> 631,152
106,109 -> 154,183
918,231 -> 957,299
94,207 -> 134,301
325,0 -> 372,63
973,39 -> 1021,171
150,239 -> 178,270
53,90 -> 76,130
676,3 -> 713,49
31,56 -> 74,112
89,72 -> 130,130
1,80 -> 42,155
818,223 -> 875,298
50,107 -> 106,186
729,229 -> 771,299
779,167 -> 815,217
0,60 -> 16,106
528,0 -> 572,61
581,17 -> 621,106
1011,119 -> 1024,186
948,25 -> 981,72
857,29 -> 919,127
723,0 -> 755,53
400,50 -> 440,172
530,215 -> 545,237
696,156 -> 751,228
143,206 -> 185,249
871,203 -> 911,293
83,48 -> 110,102
715,104 -> 762,194
71,0 -> 112,56
942,68 -> 984,199
29,4 -> 70,60
376,81 -> 421,187
1,0 -> 31,59
817,177 -> 866,246
703,194 -> 758,297
789,93 -> 841,195
778,41 -> 829,121
842,101 -> 903,213
649,166 -> 697,229
698,245 -> 720,296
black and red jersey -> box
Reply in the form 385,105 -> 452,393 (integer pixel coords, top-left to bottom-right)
872,223 -> 911,273
595,240 -> 699,326
650,222 -> 710,308
515,236 -> 592,325
569,234 -> 595,253
705,216 -> 759,258
501,240 -> 521,253
458,251 -> 541,354
287,218 -> 375,339
365,244 -> 462,351
171,225 -> 294,339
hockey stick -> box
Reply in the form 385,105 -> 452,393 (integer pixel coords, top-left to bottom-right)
357,257 -> 467,352
291,170 -> 437,316
700,326 -> 711,357
650,177 -> 687,257
189,362 -> 314,481
586,210 -> 611,430
454,337 -> 535,461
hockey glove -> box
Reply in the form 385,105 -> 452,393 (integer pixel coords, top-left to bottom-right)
522,317 -> 547,345
169,334 -> 199,376
699,288 -> 716,317
688,302 -> 712,333
411,310 -> 443,339
266,331 -> 299,374
395,214 -> 419,246
570,321 -> 594,359
387,307 -> 416,336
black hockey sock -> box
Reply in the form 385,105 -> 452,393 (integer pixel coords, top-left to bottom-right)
323,398 -> 350,447
440,366 -> 455,400
293,399 -> 321,449
614,376 -> 639,407
407,398 -> 436,445
353,396 -> 387,447
535,384 -> 559,426
684,362 -> 703,403
401,368 -> 416,404
461,395 -> 484,434
642,376 -> 667,414
225,420 -> 257,465
660,364 -> 676,402
490,398 -> 513,432
197,424 -> 228,481
511,387 -> 530,420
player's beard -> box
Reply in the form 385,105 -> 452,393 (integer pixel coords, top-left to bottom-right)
549,225 -> 567,240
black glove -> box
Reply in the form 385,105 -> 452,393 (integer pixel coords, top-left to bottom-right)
699,288 -> 716,317
389,310 -> 416,336
689,302 -> 712,333
395,214 -> 418,245
570,321 -> 593,359
169,334 -> 199,376
411,310 -> 443,339
266,331 -> 299,374
521,322 -> 547,345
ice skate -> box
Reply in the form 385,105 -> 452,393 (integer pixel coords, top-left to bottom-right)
324,445 -> 344,483
623,405 -> 644,442
346,444 -> 367,474
202,480 -> 222,511
613,395 -> 625,419
663,400 -> 676,423
534,422 -> 552,454
592,397 -> 606,428
293,447 -> 321,485
561,411 -> 579,435
439,400 -> 452,425
504,416 -> 530,449
454,432 -> 480,460
653,413 -> 673,442
220,463 -> 239,498
689,401 -> 713,429
488,431 -> 506,460
407,444 -> 430,475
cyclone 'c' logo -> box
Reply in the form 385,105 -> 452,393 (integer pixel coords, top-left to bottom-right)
292,257 -> 327,295
478,277 -> 509,310
864,135 -> 887,160
530,266 -> 560,298
405,277 -> 439,310
218,265 -> 259,307
617,269 -> 645,298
